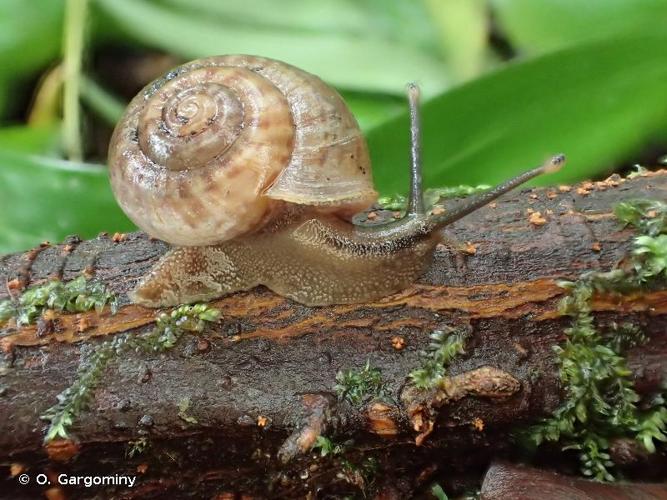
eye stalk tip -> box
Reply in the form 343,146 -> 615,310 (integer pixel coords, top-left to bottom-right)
543,153 -> 566,174
406,82 -> 421,101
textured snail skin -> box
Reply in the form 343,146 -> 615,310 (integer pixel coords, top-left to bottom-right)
131,206 -> 438,307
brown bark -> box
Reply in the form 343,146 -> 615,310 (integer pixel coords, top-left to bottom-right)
480,462 -> 667,499
1,171 -> 666,498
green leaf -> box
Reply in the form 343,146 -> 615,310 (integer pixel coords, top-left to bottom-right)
163,0 -> 443,66
0,125 -> 60,154
430,483 -> 449,500
0,150 -> 135,254
492,0 -> 667,54
160,0 -> 372,34
94,0 -> 448,96
424,0 -> 489,81
366,34 -> 667,193
575,401 -> 588,423
340,91 -> 404,133
0,0 -> 64,118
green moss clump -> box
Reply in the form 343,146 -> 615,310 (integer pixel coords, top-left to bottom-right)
41,303 -> 220,442
614,199 -> 666,236
615,198 -> 667,284
0,275 -> 118,326
130,303 -> 221,353
529,280 -> 661,481
409,327 -> 468,390
0,300 -> 16,324
633,235 -> 667,281
430,483 -> 449,500
334,360 -> 386,406
528,198 -> 667,481
339,456 -> 379,492
177,397 -> 198,425
126,437 -> 149,458
311,435 -> 344,457
41,334 -> 125,443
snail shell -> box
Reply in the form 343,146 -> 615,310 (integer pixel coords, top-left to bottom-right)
108,55 -> 375,246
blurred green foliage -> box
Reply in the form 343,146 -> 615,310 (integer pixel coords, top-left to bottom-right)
0,1 -> 64,116
1,0 -> 666,253
369,34 -> 667,191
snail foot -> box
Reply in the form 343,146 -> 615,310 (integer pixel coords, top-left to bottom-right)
130,244 -> 255,307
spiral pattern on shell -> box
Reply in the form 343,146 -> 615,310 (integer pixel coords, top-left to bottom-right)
108,55 -> 375,246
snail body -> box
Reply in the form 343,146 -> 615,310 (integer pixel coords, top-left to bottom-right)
133,206 -> 438,306
109,55 -> 564,307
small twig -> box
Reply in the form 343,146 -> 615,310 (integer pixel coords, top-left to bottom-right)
62,0 -> 89,161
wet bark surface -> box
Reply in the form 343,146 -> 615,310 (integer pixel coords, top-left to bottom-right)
480,462 -> 667,499
1,172 -> 666,498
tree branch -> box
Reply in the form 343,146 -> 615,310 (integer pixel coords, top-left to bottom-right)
1,171 -> 666,498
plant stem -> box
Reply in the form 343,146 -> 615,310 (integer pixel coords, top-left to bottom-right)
28,65 -> 64,126
80,76 -> 125,126
62,0 -> 88,161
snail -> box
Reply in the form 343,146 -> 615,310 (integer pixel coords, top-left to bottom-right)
108,55 -> 565,307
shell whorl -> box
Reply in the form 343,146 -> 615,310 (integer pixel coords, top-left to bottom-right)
108,55 -> 375,246
140,81 -> 244,171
